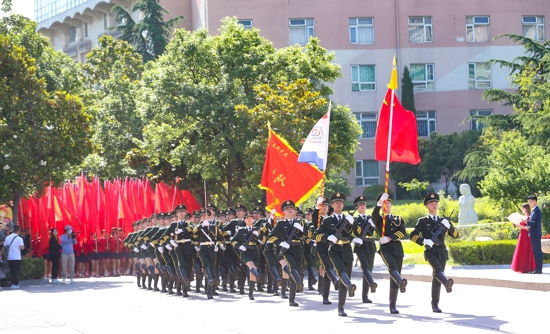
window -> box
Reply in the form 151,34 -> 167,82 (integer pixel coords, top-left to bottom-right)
410,64 -> 434,90
523,16 -> 544,41
69,26 -> 76,43
84,22 -> 88,38
238,19 -> 253,29
355,112 -> 377,138
470,110 -> 492,130
289,18 -> 314,45
469,62 -> 491,89
417,111 -> 436,137
355,160 -> 379,186
466,16 -> 490,42
349,17 -> 374,44
351,65 -> 376,91
409,17 -> 433,43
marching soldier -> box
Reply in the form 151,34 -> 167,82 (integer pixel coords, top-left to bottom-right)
262,208 -> 282,296
302,207 -> 318,291
410,193 -> 459,313
193,208 -> 220,299
314,192 -> 357,317
232,213 -> 263,300
123,221 -> 141,287
226,204 -> 248,294
216,210 -> 229,291
252,206 -> 267,292
159,213 -> 177,295
172,204 -> 193,296
221,207 -> 238,292
372,193 -> 407,314
164,212 -> 183,295
351,195 -> 378,303
151,214 -> 169,292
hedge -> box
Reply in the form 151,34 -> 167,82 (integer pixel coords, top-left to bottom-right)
448,240 -> 550,265
19,257 -> 45,280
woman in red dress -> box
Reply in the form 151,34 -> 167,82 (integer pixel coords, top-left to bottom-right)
511,204 -> 536,273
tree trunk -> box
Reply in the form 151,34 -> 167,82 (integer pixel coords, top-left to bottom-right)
10,191 -> 21,226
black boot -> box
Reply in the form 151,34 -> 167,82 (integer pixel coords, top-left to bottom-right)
432,286 -> 442,313
290,268 -> 304,292
220,265 -> 227,285
153,274 -> 160,291
166,265 -> 175,277
179,266 -> 191,290
206,285 -> 213,299
195,272 -> 202,293
281,278 -> 289,299
318,274 -> 324,295
182,283 -> 189,297
390,269 -> 407,293
322,275 -> 332,305
136,272 -> 141,288
289,281 -> 299,307
338,284 -> 347,316
167,275 -> 175,295
148,265 -> 156,276
176,281 -> 182,296
389,287 -> 399,314
363,268 -> 377,293
269,265 -> 282,287
362,278 -> 372,303
161,275 -> 167,293
143,274 -> 149,290
267,271 -> 274,294
229,275 -> 237,293
338,271 -> 356,297
326,268 -> 339,287
229,264 -> 237,275
249,281 -> 256,300
307,266 -> 318,286
435,271 -> 454,293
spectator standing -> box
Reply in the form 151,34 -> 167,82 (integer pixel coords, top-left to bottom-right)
22,228 -> 32,258
0,222 -> 14,287
527,195 -> 543,274
49,228 -> 62,284
4,225 -> 25,289
61,225 -> 77,284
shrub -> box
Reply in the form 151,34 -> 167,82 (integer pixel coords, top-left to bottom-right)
362,184 -> 392,201
456,222 -> 520,241
392,202 -> 426,227
448,240 -> 517,265
19,257 -> 45,280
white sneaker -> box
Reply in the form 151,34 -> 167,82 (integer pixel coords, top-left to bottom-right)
70,278 -> 75,284
62,279 -> 66,284
10,284 -> 19,289
51,279 -> 61,284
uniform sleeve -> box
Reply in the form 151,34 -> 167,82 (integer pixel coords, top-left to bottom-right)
388,216 -> 406,241
352,217 -> 361,238
409,219 -> 425,246
313,219 -> 331,244
446,222 -> 459,239
267,222 -> 282,246
232,229 -> 244,250
371,205 -> 383,237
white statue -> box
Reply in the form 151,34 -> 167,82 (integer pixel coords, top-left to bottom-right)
458,184 -> 478,225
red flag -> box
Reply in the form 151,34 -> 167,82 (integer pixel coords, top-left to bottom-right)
182,190 -> 202,212
259,126 -> 324,214
375,89 -> 421,165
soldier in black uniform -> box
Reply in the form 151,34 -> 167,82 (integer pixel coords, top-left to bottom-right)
351,195 -> 378,303
151,214 -> 169,292
252,206 -> 267,292
226,204 -> 248,294
221,207 -> 238,292
123,221 -> 141,288
302,207 -> 318,291
193,208 -> 220,299
372,192 -> 407,314
314,192 -> 357,317
232,213 -> 263,300
216,210 -> 229,291
172,204 -> 194,297
410,193 -> 459,313
262,208 -> 282,296
164,212 -> 184,295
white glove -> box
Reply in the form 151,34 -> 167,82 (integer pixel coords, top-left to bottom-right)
140,244 -> 147,250
194,246 -> 200,252
441,219 -> 450,229
253,230 -> 259,236
170,240 -> 178,247
214,245 -> 219,252
271,208 -> 277,216
328,235 -> 337,243
345,215 -> 354,224
149,242 -> 154,247
239,245 -> 246,252
380,236 -> 390,244
157,247 -> 163,253
316,197 -> 324,205
312,242 -> 317,247
423,239 -> 434,247
226,230 -> 232,236
368,218 -> 375,228
293,222 -> 303,232
220,245 -> 226,251
202,221 -> 209,227
133,247 -> 139,253
377,193 -> 390,206
175,228 -> 183,234
165,244 -> 173,251
258,240 -> 265,245
280,241 -> 290,249
353,237 -> 363,245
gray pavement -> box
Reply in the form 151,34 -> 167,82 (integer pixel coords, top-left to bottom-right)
1,272 -> 547,334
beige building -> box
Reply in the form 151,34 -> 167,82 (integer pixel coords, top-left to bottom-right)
35,0 -> 550,197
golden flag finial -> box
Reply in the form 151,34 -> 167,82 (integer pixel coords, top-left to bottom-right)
392,55 -> 397,68
387,55 -> 398,90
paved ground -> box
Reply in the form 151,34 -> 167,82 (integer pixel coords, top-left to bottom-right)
1,271 -> 547,334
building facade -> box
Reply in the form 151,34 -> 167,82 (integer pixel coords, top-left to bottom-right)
35,0 -> 550,197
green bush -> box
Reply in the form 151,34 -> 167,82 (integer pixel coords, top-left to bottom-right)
392,202 -> 426,227
456,223 -> 519,241
362,184 -> 392,201
19,257 -> 45,280
448,240 -> 517,265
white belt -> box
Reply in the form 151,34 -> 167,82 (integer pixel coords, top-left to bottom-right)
177,239 -> 191,243
224,241 -> 231,244
200,242 -> 213,246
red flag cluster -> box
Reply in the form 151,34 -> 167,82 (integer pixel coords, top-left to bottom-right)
16,175 -> 201,256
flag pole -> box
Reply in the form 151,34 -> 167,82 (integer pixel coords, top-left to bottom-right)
382,56 -> 398,237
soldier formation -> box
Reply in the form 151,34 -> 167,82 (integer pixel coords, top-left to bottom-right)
123,192 -> 458,316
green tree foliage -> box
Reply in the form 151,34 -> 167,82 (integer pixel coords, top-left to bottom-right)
111,0 -> 184,62
0,35 -> 92,223
399,179 -> 429,200
1,0 -> 11,13
401,65 -> 416,114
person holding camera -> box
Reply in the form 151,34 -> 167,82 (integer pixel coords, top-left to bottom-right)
61,225 -> 77,284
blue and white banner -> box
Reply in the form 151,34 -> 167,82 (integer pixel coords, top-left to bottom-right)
298,102 -> 331,171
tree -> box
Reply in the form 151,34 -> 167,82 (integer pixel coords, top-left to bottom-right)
1,0 -> 11,13
401,65 -> 416,114
398,179 -> 429,200
0,35 -> 93,224
111,0 -> 184,62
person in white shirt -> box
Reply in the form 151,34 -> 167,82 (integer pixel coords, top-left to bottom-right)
5,225 -> 25,289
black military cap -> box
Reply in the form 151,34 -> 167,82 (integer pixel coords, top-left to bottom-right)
527,194 -> 537,201
207,203 -> 217,211
253,206 -> 265,214
329,192 -> 346,203
281,200 -> 297,211
305,208 -> 314,214
297,209 -> 304,216
376,193 -> 392,203
193,210 -> 200,218
354,195 -> 368,207
185,212 -> 192,219
244,212 -> 255,219
165,212 -> 174,218
132,221 -> 139,226
199,208 -> 211,216
175,204 -> 187,212
226,207 -> 237,215
217,210 -> 227,217
424,193 -> 439,205
235,203 -> 248,212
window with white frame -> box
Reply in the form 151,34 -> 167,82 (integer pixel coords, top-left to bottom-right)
355,160 -> 379,186
417,111 -> 436,137
351,65 -> 376,91
355,112 -> 377,138
466,16 -> 490,42
409,17 -> 433,43
469,62 -> 491,89
69,26 -> 76,43
522,16 -> 544,41
349,17 -> 374,44
238,20 -> 253,29
410,64 -> 435,90
470,110 -> 492,130
289,18 -> 314,45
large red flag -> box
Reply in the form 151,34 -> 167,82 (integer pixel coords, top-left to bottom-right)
259,126 -> 324,214
375,89 -> 421,165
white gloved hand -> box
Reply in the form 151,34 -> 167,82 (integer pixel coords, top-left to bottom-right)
328,235 -> 337,243
279,241 -> 290,249
175,228 -> 183,234
368,218 -> 375,228
293,222 -> 303,232
239,245 -> 246,252
353,237 -> 363,245
220,245 -> 226,251
133,247 -> 139,253
380,236 -> 390,244
312,242 -> 317,247
226,230 -> 232,236
345,215 -> 354,224
271,208 -> 277,216
202,221 -> 210,227
258,240 -> 264,245
316,197 -> 324,205
441,218 -> 450,229
253,230 -> 259,236
170,240 -> 177,247
423,239 -> 434,247
140,244 -> 147,250
214,245 -> 219,252
165,244 -> 173,251
149,242 -> 154,247
194,246 -> 200,252
377,193 -> 390,206
157,247 -> 163,253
